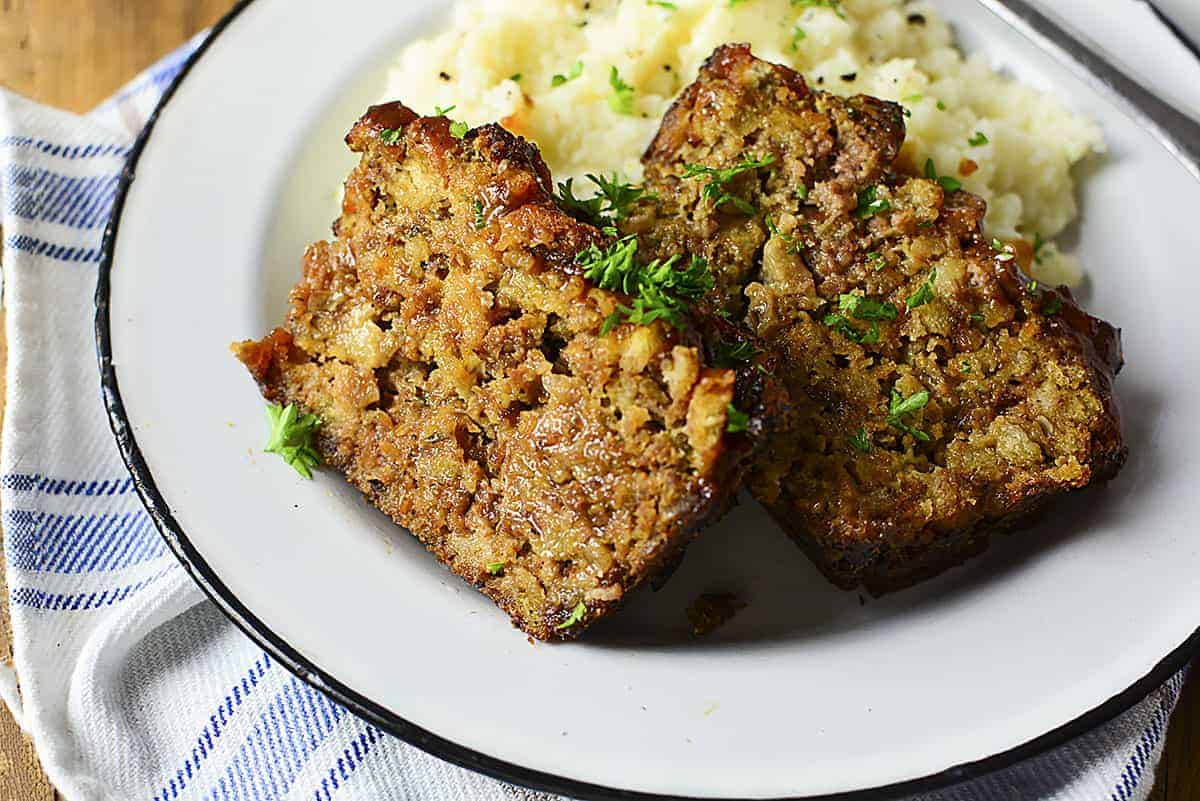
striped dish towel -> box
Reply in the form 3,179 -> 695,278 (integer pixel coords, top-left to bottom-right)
0,10 -> 1195,801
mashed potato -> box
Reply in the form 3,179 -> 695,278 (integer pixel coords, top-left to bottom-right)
383,0 -> 1102,286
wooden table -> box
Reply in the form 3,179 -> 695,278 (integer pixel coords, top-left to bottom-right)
0,1 -> 1195,798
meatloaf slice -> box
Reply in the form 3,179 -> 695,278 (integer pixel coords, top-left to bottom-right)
234,103 -> 770,639
623,44 -> 1127,593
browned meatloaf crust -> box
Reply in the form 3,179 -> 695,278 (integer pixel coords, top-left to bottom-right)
234,102 -> 773,639
622,44 -> 1127,593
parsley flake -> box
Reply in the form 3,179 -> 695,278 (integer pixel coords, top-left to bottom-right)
379,128 -> 403,146
555,174 -> 656,228
264,403 -> 323,479
726,403 -> 750,433
1032,232 -> 1047,264
847,428 -> 873,453
556,601 -> 587,630
682,154 -> 775,216
855,185 -> 891,219
886,387 -> 931,442
791,0 -> 846,20
791,25 -> 808,50
551,61 -> 584,87
905,270 -> 937,310
992,238 -> 1016,262
924,158 -> 962,193
824,313 -> 880,345
714,338 -> 759,368
434,104 -> 457,116
839,293 -> 898,321
486,561 -> 506,576
509,73 -> 523,83
449,120 -> 469,139
648,0 -> 677,8
968,131 -> 990,147
473,199 -> 486,230
576,236 -> 713,334
608,67 -> 636,115
1042,294 -> 1063,316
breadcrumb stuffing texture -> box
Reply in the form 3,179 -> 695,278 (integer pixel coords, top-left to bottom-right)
236,105 -> 769,639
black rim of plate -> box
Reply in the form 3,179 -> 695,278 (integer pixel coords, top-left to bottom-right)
94,2 -> 1200,799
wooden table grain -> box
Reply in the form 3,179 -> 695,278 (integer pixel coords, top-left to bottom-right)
0,1 -> 1195,799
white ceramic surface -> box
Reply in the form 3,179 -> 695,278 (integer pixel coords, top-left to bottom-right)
102,1 -> 1200,798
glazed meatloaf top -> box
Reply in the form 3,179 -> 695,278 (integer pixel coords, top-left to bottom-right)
234,102 -> 771,639
622,44 -> 1127,592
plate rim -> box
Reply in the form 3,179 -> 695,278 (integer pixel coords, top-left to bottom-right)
93,1 -> 1200,799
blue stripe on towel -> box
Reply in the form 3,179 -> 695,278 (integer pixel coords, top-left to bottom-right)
0,136 -> 130,160
4,509 -> 164,573
4,233 -> 104,264
154,653 -> 276,801
313,724 -> 384,801
203,678 -> 346,801
1,473 -> 136,496
10,565 -> 173,611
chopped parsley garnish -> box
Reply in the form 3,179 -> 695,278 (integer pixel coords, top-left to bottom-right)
924,158 -> 962,193
902,93 -> 925,104
766,216 -> 803,253
486,561 -> 506,576
714,338 -> 759,368
682,154 -> 776,216
992,238 -> 1016,262
1032,232 -> 1047,264
847,428 -> 873,453
434,104 -> 457,116
936,100 -> 947,111
791,25 -> 808,50
867,251 -> 885,270
905,269 -> 937,310
968,131 -> 990,147
608,67 -> 636,115
555,174 -> 656,228
1042,294 -> 1063,316
855,185 -> 891,218
823,314 -> 880,345
449,120 -> 469,139
796,183 -> 810,202
886,387 -> 931,442
648,0 -> 677,8
379,128 -> 402,146
970,312 -> 986,322
556,601 -> 587,630
264,403 -> 322,479
576,236 -> 713,334
960,360 -> 972,373
726,403 -> 750,433
509,73 -> 523,83
825,293 -> 895,344
551,61 -> 584,87
791,0 -> 846,20
473,199 -> 486,230
839,293 -> 898,321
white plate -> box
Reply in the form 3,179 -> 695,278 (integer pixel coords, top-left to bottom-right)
97,1 -> 1200,798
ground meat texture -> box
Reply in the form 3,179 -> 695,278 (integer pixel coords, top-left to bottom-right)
624,44 -> 1127,593
234,103 -> 768,639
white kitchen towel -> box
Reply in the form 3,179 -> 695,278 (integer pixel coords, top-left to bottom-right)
0,4 -> 1197,801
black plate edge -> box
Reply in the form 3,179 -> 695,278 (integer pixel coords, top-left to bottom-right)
92,2 -> 1200,800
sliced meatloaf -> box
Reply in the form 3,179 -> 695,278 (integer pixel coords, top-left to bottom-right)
623,44 -> 1127,592
234,102 -> 773,638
